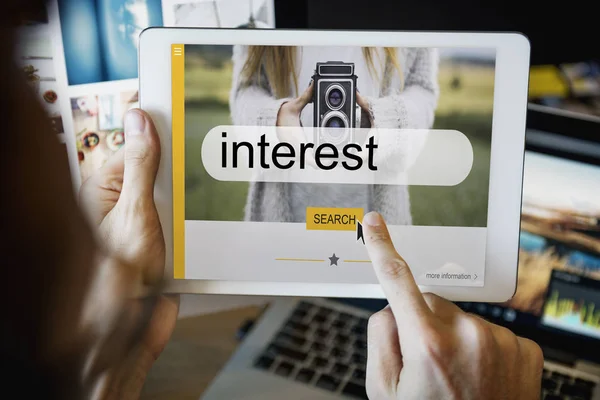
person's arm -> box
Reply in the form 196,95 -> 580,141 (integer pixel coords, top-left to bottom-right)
229,45 -> 291,126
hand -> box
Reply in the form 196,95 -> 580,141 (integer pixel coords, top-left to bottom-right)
276,80 -> 314,128
80,109 -> 179,399
356,90 -> 375,128
362,212 -> 543,400
275,81 -> 318,169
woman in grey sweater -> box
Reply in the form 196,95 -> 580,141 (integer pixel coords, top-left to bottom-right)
229,45 -> 440,225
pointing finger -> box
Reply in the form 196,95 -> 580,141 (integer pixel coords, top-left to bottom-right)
363,212 -> 432,333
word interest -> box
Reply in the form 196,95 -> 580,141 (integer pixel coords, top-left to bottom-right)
221,133 -> 378,171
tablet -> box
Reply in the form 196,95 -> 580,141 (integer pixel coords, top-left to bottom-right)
139,28 -> 530,302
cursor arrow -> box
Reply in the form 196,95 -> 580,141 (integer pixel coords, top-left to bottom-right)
356,221 -> 365,245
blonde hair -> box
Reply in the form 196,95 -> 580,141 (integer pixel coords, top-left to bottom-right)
241,46 -> 402,99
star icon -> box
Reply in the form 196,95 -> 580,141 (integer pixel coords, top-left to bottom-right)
329,253 -> 339,266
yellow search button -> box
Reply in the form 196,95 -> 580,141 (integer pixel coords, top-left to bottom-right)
306,207 -> 364,231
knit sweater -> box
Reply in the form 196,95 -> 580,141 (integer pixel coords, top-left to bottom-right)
229,45 -> 440,224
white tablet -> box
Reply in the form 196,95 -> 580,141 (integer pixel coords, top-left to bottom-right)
139,28 -> 530,302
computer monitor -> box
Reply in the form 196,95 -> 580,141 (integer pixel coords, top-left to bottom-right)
459,106 -> 600,361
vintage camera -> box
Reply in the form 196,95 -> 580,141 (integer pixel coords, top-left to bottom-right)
312,61 -> 359,147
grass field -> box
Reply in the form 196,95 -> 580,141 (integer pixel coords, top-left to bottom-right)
183,57 -> 495,226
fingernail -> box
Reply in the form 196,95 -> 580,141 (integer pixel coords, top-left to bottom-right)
363,211 -> 382,226
309,78 -> 313,86
125,110 -> 145,136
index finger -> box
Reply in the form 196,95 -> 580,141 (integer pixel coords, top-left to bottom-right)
362,212 -> 432,329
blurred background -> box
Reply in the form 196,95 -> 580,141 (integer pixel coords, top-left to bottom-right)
14,1 -> 600,399
184,45 -> 496,226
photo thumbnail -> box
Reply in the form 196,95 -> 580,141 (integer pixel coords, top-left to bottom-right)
162,0 -> 274,28
57,0 -> 163,85
71,90 -> 138,181
16,26 -> 64,134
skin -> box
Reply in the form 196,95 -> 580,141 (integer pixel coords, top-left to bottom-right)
2,2 -> 543,398
362,212 -> 544,399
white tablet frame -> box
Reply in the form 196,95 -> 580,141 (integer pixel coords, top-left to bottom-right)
139,28 -> 530,302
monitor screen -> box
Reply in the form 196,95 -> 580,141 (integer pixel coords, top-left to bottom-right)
459,141 -> 600,339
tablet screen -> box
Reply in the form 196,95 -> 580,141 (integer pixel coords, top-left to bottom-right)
170,43 -> 497,287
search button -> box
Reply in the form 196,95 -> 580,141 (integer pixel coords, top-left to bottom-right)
306,207 -> 363,231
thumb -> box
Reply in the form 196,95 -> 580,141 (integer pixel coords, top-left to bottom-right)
122,109 -> 161,201
296,80 -> 314,109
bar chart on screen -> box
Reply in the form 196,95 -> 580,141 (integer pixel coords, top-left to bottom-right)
542,271 -> 600,338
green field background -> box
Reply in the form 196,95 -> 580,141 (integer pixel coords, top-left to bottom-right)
184,46 -> 495,227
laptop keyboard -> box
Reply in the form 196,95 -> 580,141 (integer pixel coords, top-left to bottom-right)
542,367 -> 597,400
253,300 -> 369,399
253,300 -> 599,400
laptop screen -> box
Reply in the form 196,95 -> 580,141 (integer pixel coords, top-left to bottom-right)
460,133 -> 600,340
502,146 -> 600,338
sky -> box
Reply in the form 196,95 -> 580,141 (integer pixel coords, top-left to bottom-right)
522,151 -> 600,215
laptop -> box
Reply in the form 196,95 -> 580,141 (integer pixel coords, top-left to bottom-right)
201,105 -> 600,400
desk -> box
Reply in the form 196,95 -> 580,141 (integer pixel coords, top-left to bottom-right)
141,305 -> 264,400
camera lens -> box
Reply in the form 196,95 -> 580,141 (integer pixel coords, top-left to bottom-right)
325,116 -> 345,128
325,84 -> 345,110
328,88 -> 343,108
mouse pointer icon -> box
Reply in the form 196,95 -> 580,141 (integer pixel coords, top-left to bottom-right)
356,221 -> 365,245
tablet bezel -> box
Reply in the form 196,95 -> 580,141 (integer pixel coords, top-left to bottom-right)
139,27 -> 530,302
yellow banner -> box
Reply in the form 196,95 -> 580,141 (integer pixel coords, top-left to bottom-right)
172,44 -> 185,279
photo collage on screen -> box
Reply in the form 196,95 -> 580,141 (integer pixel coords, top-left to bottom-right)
18,0 -> 276,186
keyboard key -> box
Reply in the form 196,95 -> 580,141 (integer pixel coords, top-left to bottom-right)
560,382 -> 592,398
276,331 -> 306,347
342,381 -> 369,399
353,338 -> 367,350
295,368 -> 315,383
335,333 -> 350,345
352,353 -> 367,365
318,306 -> 334,315
254,355 -> 274,370
542,378 -> 558,391
275,361 -> 295,377
351,324 -> 366,335
297,301 -> 314,312
315,374 -> 341,392
339,312 -> 354,321
552,371 -> 570,381
313,314 -> 328,324
311,341 -> 327,352
285,320 -> 310,334
315,328 -> 329,339
352,368 -> 366,381
332,362 -> 349,376
267,344 -> 308,362
575,377 -> 596,387
331,347 -> 348,358
313,356 -> 329,368
291,308 -> 308,321
332,319 -> 347,329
